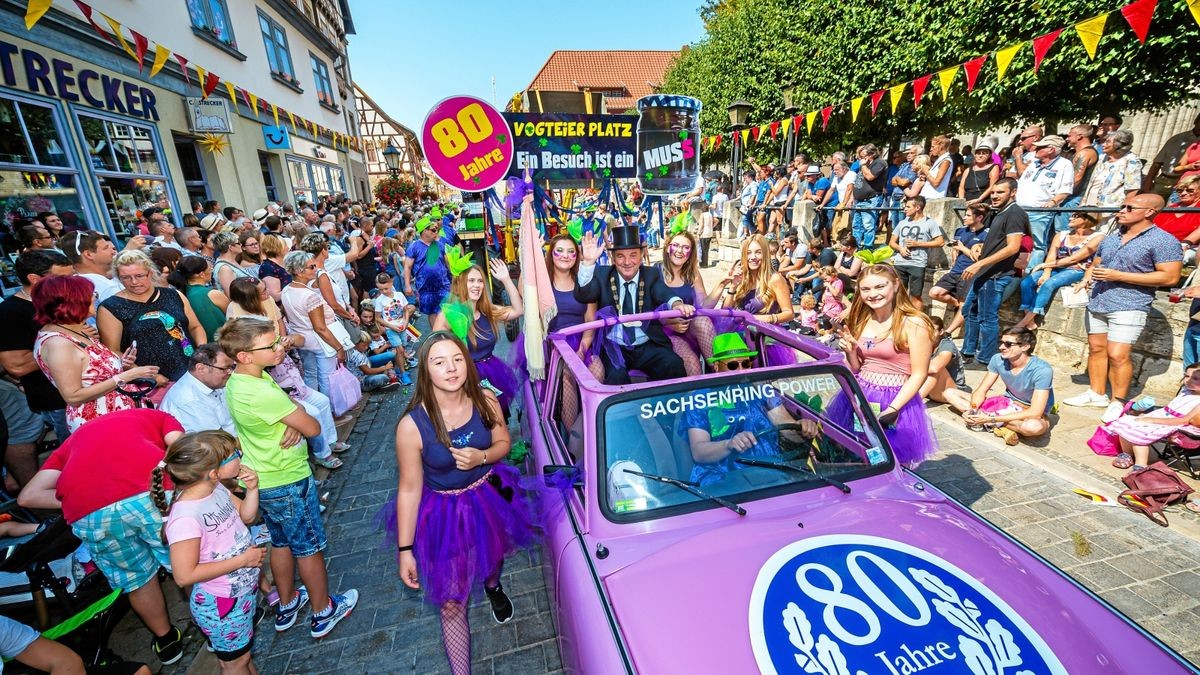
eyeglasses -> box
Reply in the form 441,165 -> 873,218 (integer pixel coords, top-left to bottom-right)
204,361 -> 235,373
219,448 -> 243,467
668,243 -> 693,253
244,242 -> 260,247
244,335 -> 284,352
998,340 -> 1021,348
118,272 -> 151,282
722,358 -> 753,370
1179,187 -> 1199,194
1019,134 -> 1038,140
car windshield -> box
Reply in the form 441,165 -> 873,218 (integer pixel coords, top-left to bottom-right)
601,368 -> 889,519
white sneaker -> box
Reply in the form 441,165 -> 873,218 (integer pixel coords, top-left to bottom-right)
1062,390 -> 1110,408
1100,401 -> 1125,424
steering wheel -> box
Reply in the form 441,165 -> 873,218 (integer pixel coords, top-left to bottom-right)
114,377 -> 159,404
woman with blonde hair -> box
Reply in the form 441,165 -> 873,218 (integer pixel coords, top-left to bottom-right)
829,263 -> 937,466
657,226 -> 716,376
431,257 -> 523,410
715,234 -> 794,326
257,233 -> 291,302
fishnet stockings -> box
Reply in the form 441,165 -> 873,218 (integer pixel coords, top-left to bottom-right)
669,315 -> 716,377
561,357 -> 606,430
439,601 -> 472,675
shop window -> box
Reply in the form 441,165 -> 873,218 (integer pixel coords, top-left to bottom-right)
77,111 -> 177,239
259,152 -> 278,203
174,136 -> 210,206
186,0 -> 236,48
288,157 -> 312,205
288,156 -> 345,204
259,12 -> 294,78
310,54 -> 335,107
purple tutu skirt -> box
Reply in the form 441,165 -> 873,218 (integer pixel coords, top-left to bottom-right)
476,354 -> 518,411
826,377 -> 937,467
376,463 -> 536,606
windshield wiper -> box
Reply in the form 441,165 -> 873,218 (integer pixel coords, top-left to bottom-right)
733,457 -> 852,494
622,469 -> 747,516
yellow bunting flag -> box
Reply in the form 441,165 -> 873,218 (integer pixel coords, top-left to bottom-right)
1189,0 -> 1200,27
937,67 -> 957,100
224,81 -> 237,107
245,91 -> 259,118
780,117 -> 791,137
757,124 -> 769,142
1075,15 -> 1108,59
739,128 -> 750,145
271,103 -> 280,127
149,44 -> 171,78
101,13 -> 137,60
195,65 -> 208,96
850,96 -> 864,122
995,43 -> 1022,81
889,83 -> 906,114
805,111 -> 816,134
25,0 -> 52,30
286,111 -> 297,132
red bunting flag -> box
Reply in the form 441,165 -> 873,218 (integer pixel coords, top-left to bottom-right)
1120,0 -> 1157,42
769,120 -> 780,139
911,74 -> 933,109
173,53 -> 190,85
962,54 -> 988,91
751,126 -> 761,142
1031,28 -> 1063,73
732,130 -> 739,146
713,135 -> 721,150
130,30 -> 149,72
820,106 -> 833,130
792,115 -> 803,136
869,89 -> 885,116
73,1 -> 116,45
202,71 -> 220,97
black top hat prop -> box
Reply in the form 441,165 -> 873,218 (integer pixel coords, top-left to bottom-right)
609,225 -> 644,251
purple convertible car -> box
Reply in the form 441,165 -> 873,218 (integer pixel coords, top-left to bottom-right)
523,309 -> 1194,674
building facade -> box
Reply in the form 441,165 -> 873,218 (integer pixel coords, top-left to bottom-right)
355,84 -> 425,197
0,0 -> 364,278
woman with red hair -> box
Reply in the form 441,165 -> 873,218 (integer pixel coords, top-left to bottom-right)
32,275 -> 159,431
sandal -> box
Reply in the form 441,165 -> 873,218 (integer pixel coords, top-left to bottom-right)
1186,500 -> 1200,514
1111,452 -> 1134,470
314,455 -> 343,470
330,441 -> 351,454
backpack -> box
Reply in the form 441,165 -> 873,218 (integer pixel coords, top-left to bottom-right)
1118,462 -> 1195,527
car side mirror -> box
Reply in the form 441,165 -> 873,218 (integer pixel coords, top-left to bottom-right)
544,464 -> 582,488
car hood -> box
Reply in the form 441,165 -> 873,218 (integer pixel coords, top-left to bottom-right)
602,495 -> 1187,674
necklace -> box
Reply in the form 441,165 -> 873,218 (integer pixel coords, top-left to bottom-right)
52,323 -> 94,343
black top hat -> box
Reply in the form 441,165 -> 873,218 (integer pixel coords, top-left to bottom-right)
609,225 -> 644,251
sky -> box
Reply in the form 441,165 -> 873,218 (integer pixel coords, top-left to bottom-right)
346,0 -> 705,130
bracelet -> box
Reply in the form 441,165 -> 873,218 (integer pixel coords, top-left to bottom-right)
397,544 -> 414,553
482,449 -> 488,465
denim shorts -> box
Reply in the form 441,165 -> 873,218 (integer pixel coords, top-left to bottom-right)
258,476 -> 327,557
72,493 -> 171,591
1085,309 -> 1147,345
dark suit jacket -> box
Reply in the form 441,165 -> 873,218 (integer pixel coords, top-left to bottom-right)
575,265 -> 674,347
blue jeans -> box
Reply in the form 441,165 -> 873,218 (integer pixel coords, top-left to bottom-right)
1018,268 -> 1084,314
40,409 -> 70,441
361,373 -> 391,391
1055,195 -> 1081,233
852,194 -> 884,248
259,476 -> 327,558
1025,210 -> 1056,272
962,273 -> 1015,362
889,194 -> 906,231
299,349 -> 338,398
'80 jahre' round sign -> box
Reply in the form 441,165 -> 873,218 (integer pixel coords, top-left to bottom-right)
420,95 -> 513,192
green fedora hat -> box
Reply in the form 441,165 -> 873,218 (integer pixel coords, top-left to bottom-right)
707,332 -> 759,364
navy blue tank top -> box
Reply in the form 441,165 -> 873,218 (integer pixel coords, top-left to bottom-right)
469,313 -> 497,360
412,404 -> 493,490
657,264 -> 698,306
549,286 -> 587,332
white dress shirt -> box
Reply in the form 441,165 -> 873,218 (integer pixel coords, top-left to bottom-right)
159,371 -> 236,435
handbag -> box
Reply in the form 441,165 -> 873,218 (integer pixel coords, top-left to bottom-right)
328,365 -> 363,417
1058,284 -> 1090,308
1118,461 -> 1195,527
320,320 -> 357,358
1086,400 -> 1135,456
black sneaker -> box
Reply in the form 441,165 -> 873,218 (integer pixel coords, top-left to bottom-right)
485,583 -> 514,624
152,626 -> 184,665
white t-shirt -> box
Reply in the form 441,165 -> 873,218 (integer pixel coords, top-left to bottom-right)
1016,155 -> 1074,207
323,252 -> 350,305
835,171 -> 857,204
372,292 -> 409,327
79,272 -> 122,303
711,192 -> 729,216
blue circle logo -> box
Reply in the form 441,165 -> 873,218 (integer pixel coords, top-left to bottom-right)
749,535 -> 1065,675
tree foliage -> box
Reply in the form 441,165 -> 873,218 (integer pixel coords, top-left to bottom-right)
666,0 -> 1200,157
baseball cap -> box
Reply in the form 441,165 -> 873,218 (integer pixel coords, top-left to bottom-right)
1033,135 -> 1065,149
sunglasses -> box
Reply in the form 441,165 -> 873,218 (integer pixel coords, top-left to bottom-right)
1019,135 -> 1038,140
220,448 -> 243,467
1118,205 -> 1150,212
998,340 -> 1021,348
722,358 -> 753,370
245,335 -> 284,352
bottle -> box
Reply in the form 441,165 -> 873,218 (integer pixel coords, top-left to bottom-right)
635,95 -> 702,196
1131,396 -> 1156,413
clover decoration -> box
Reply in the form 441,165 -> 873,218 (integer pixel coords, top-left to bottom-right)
659,166 -> 670,176
538,138 -> 549,147
645,171 -> 654,181
495,133 -> 507,145
678,130 -> 688,140
446,245 -> 475,278
570,143 -> 582,153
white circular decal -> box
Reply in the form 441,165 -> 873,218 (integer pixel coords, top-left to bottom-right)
748,535 -> 1065,675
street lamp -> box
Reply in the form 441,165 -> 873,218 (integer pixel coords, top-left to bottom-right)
382,142 -> 401,178
727,99 -> 753,180
781,83 -> 799,164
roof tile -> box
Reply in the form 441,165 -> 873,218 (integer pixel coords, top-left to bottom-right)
525,50 -> 680,113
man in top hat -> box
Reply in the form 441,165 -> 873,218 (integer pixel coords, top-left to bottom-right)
577,226 -> 694,384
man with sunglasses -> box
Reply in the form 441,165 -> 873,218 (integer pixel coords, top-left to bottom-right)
1009,125 -> 1043,178
62,230 -> 124,303
1049,193 -> 1182,421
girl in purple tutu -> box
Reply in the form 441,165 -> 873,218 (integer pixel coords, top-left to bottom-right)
431,256 -> 523,411
545,234 -> 604,428
828,264 -> 938,467
393,332 -> 535,675
657,226 -> 717,376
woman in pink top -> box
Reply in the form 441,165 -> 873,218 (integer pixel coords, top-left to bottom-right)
829,264 -> 937,466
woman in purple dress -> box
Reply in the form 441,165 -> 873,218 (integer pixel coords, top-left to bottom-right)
545,234 -> 604,426
391,332 -> 535,675
657,228 -> 717,376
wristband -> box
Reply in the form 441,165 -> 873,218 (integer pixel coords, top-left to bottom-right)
397,544 -> 414,553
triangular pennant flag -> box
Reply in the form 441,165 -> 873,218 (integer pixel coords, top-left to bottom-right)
780,118 -> 791,137
194,65 -> 207,94
202,71 -> 220,98
1120,0 -> 1157,43
25,0 -> 52,30
911,74 -> 932,109
1189,0 -> 1200,28
285,111 -> 296,132
224,81 -> 238,107
805,111 -> 816,134
995,44 -> 1022,81
149,44 -> 171,78
870,90 -> 885,116
963,55 -> 987,91
130,30 -> 149,71
889,83 -> 906,114
271,103 -> 280,127
769,120 -> 780,140
1031,29 -> 1063,73
241,89 -> 259,118
750,125 -> 761,142
937,67 -> 958,100
739,128 -> 750,146
792,115 -> 802,135
713,134 -> 721,150
73,1 -> 116,44
1075,15 -> 1108,59
101,13 -> 138,60
757,124 -> 768,141
820,106 -> 832,130
850,96 -> 864,122
173,53 -> 190,85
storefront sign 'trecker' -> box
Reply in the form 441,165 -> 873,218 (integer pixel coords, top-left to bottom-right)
0,39 -> 160,121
